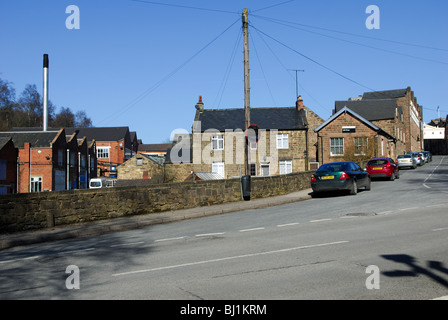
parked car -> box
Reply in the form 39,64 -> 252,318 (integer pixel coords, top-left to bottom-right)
407,152 -> 423,166
311,161 -> 371,196
423,151 -> 432,162
366,158 -> 400,180
397,154 -> 417,169
418,152 -> 428,164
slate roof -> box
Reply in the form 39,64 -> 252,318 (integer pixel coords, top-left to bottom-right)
0,137 -> 13,150
185,172 -> 224,181
10,127 -> 130,142
315,107 -> 395,141
362,89 -> 408,100
334,99 -> 398,121
0,130 -> 62,148
138,143 -> 172,153
194,107 -> 308,132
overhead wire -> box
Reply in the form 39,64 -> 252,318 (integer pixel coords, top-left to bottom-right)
250,24 -> 377,92
97,17 -> 240,126
249,31 -> 278,107
251,26 -> 331,116
252,14 -> 448,53
252,15 -> 448,66
130,0 -> 239,14
213,28 -> 243,108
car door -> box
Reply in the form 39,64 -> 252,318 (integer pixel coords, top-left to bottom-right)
352,162 -> 368,187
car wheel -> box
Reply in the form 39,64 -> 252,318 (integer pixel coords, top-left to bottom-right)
365,178 -> 371,191
350,180 -> 358,195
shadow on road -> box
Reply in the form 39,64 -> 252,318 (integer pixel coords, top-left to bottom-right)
381,254 -> 448,289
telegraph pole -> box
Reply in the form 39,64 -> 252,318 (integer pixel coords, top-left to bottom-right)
243,8 -> 251,176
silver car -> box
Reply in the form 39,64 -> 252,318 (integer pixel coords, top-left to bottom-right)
397,154 -> 417,169
407,152 -> 422,166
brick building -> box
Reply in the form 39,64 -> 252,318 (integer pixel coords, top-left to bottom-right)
334,87 -> 424,158
315,107 -> 396,166
0,129 -> 68,192
0,137 -> 17,194
63,127 -> 133,177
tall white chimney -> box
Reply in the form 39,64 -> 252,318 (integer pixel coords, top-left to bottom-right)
43,54 -> 49,131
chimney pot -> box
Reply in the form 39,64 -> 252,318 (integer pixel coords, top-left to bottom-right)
195,95 -> 204,112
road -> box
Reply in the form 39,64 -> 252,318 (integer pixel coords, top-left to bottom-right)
0,156 -> 447,303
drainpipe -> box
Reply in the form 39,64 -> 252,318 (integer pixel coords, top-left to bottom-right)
29,146 -> 32,193
78,152 -> 81,189
67,149 -> 70,190
16,156 -> 19,194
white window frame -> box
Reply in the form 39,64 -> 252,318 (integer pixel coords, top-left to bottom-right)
211,135 -> 224,151
330,138 -> 344,156
279,160 -> 293,175
97,147 -> 110,159
212,161 -> 225,178
30,176 -> 42,193
277,133 -> 289,149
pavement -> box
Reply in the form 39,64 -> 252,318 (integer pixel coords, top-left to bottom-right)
0,188 -> 313,250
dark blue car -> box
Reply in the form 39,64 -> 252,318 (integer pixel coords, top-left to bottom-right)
311,161 -> 371,196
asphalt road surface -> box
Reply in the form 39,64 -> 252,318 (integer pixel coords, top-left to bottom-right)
1,156 -> 447,302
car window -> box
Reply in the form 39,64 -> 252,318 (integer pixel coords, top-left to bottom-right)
368,159 -> 388,165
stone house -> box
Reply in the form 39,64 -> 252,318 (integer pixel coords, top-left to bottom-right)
117,153 -> 164,183
165,96 -> 323,181
314,107 -> 396,166
0,137 -> 17,194
334,87 -> 424,158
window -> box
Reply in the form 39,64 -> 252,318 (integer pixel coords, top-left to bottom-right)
279,160 -> 292,174
211,135 -> 224,150
136,158 -> 143,166
250,163 -> 256,176
260,164 -> 270,176
277,133 -> 289,149
212,162 -> 225,178
0,160 -> 6,180
31,177 -> 42,193
97,147 -> 110,159
58,149 -> 64,167
354,137 -> 368,156
330,138 -> 344,156
70,152 -> 76,167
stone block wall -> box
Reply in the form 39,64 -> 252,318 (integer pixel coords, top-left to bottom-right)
0,171 -> 312,234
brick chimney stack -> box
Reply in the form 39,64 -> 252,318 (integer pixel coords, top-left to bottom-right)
195,96 -> 204,113
296,95 -> 304,110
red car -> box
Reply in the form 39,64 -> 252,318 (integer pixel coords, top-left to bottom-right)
366,158 -> 400,181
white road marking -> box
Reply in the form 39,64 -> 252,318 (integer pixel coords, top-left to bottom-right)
239,227 -> 265,232
112,240 -> 350,277
195,233 -> 225,237
110,241 -> 145,248
0,255 -> 40,265
310,218 -> 332,223
399,207 -> 418,211
432,227 -> 448,232
277,222 -> 300,227
154,237 -> 185,242
58,248 -> 95,255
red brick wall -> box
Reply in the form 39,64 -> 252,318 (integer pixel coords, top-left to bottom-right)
0,140 -> 17,194
96,140 -> 125,176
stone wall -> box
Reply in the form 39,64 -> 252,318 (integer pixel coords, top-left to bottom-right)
0,171 -> 312,234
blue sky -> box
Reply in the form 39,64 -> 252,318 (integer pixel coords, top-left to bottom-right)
1,0 -> 447,143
